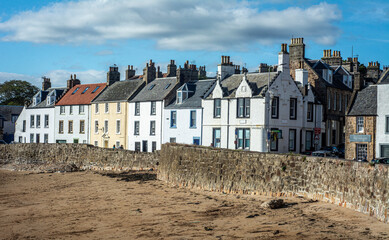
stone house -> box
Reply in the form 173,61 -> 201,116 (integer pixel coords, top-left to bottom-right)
345,85 -> 377,161
90,65 -> 145,149
0,105 -> 23,143
376,69 -> 389,158
288,38 -> 353,148
54,76 -> 106,144
163,79 -> 216,146
15,78 -> 66,143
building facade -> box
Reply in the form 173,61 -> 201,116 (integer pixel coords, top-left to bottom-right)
0,105 -> 23,143
376,69 -> 389,158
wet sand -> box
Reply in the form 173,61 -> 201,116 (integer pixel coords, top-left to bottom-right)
0,169 -> 388,239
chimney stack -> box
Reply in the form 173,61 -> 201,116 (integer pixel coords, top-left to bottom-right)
67,74 -> 81,89
125,65 -> 136,80
143,60 -> 156,85
278,43 -> 289,72
167,60 -> 177,77
107,64 -> 120,86
42,77 -> 51,91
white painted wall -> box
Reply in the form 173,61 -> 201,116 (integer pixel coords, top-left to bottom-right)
162,108 -> 203,145
376,84 -> 389,157
14,107 -> 56,143
54,105 -> 91,144
128,101 -> 163,152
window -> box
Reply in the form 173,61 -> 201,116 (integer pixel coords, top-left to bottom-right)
289,98 -> 297,120
237,98 -> 250,118
190,110 -> 196,128
289,129 -> 296,151
105,103 -> 109,113
94,141 -> 98,147
152,142 -> 157,152
150,121 -> 155,135
385,116 -> 389,133
104,120 -> 108,133
236,128 -> 250,150
43,115 -> 49,128
356,116 -> 364,133
339,94 -> 342,112
170,111 -> 177,128
271,97 -> 279,119
68,120 -> 73,133
70,106 -> 73,115
116,120 -> 120,134
44,134 -> 48,143
60,106 -> 65,114
30,133 -> 34,143
36,115 -> 41,128
135,142 -> 141,152
79,105 -> 85,114
92,86 -> 100,93
170,138 -> 176,143
151,101 -> 156,115
36,134 -> 40,143
30,115 -> 35,128
95,104 -> 99,114
345,96 -> 348,111
164,83 -> 171,89
22,120 -> 26,132
134,121 -> 139,135
95,120 -> 99,134
356,144 -> 367,161
212,128 -> 221,147
117,102 -> 121,113
381,145 -> 389,157
116,141 -> 120,148
80,120 -> 85,134
72,87 -> 80,94
148,84 -> 155,90
59,120 -> 64,133
81,87 -> 89,94
334,93 -> 337,111
214,99 -> 221,118
193,137 -> 200,145
328,93 -> 331,110
11,115 -> 18,123
177,91 -> 182,104
270,128 -> 279,151
142,140 -> 148,152
307,102 -> 313,122
135,102 -> 140,116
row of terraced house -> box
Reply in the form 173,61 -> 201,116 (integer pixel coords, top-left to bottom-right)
14,38 -> 387,158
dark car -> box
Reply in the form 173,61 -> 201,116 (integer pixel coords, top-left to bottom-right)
371,158 -> 389,164
337,143 -> 345,158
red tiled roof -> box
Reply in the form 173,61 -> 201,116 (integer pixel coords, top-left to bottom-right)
56,83 -> 106,106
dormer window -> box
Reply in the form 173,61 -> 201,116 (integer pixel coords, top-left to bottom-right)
92,86 -> 100,93
177,91 -> 182,104
81,87 -> 89,94
72,87 -> 80,95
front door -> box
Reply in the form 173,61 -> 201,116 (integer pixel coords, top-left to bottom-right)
104,140 -> 109,148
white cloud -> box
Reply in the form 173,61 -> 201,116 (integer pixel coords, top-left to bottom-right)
0,0 -> 342,50
0,72 -> 41,87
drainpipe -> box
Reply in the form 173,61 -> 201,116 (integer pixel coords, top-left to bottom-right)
227,99 -> 230,149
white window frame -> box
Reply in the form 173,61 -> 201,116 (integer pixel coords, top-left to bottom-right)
104,120 -> 108,134
79,105 -> 85,114
117,102 -> 121,113
60,106 -> 65,114
94,120 -> 99,134
135,102 -> 140,116
356,116 -> 364,133
44,114 -> 49,128
116,120 -> 121,134
95,104 -> 99,114
105,103 -> 109,113
36,115 -> 41,128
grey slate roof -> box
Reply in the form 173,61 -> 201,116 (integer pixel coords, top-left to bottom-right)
306,60 -> 351,91
28,88 -> 66,109
0,105 -> 23,121
92,79 -> 144,103
165,79 -> 216,109
131,77 -> 178,102
347,85 -> 377,116
378,68 -> 389,84
207,72 -> 278,99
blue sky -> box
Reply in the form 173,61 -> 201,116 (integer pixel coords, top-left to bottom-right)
0,0 -> 388,87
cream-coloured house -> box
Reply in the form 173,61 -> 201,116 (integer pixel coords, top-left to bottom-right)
90,66 -> 144,148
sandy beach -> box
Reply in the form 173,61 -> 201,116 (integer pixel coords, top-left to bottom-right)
0,169 -> 388,240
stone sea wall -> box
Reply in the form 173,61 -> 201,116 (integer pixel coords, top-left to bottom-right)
0,143 -> 158,171
158,143 -> 389,223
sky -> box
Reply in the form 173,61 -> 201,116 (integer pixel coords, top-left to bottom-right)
0,0 -> 388,88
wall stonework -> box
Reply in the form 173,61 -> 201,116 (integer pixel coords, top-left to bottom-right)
0,143 -> 158,171
159,144 -> 389,223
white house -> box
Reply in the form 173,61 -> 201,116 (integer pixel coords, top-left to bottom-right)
376,69 -> 389,157
0,105 -> 23,143
163,79 -> 215,145
202,51 -> 323,153
54,80 -> 106,144
128,77 -> 179,152
15,78 -> 66,143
